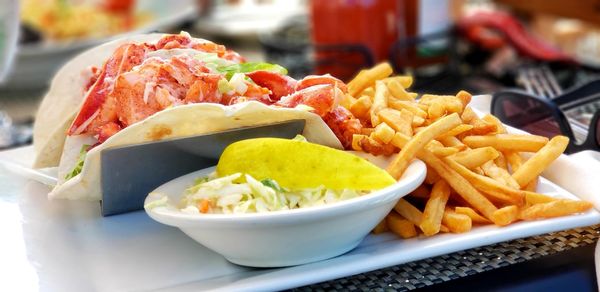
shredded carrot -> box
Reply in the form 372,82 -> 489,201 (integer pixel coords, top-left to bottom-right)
198,199 -> 210,213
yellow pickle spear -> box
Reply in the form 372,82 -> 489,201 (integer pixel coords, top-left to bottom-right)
216,137 -> 396,190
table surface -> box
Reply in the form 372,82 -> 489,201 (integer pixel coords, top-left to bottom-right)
2,144 -> 599,292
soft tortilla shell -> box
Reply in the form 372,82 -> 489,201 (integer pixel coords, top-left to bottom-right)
32,33 -> 206,168
50,101 -> 342,200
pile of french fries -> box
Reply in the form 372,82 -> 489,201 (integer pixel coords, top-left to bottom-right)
340,63 -> 593,238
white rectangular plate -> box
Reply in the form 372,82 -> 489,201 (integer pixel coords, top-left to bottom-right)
1,146 -> 599,292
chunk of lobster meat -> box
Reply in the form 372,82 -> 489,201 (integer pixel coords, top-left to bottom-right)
113,72 -> 164,127
221,50 -> 245,63
275,84 -> 336,117
162,55 -> 207,87
323,106 -> 363,149
246,71 -> 297,101
296,74 -> 348,93
156,33 -> 192,50
226,84 -> 272,105
84,66 -> 100,91
97,122 -> 122,144
69,43 -> 148,135
184,74 -> 222,104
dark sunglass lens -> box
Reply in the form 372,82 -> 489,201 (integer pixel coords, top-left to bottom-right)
492,95 -> 561,138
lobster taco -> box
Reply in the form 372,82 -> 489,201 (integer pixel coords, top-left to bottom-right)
33,32 -> 363,200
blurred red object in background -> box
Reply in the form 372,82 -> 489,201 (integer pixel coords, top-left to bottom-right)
310,0 -> 400,81
102,0 -> 136,13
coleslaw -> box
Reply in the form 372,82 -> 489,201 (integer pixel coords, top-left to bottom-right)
175,172 -> 369,214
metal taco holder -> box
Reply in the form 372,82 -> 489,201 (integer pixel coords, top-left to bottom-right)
99,119 -> 305,216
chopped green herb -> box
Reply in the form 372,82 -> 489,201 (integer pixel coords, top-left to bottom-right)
217,62 -> 288,80
261,178 -> 285,193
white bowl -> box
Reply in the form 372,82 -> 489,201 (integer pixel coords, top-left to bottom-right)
144,159 -> 426,267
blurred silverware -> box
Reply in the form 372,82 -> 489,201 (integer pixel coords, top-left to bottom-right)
0,111 -> 33,149
517,65 -> 563,98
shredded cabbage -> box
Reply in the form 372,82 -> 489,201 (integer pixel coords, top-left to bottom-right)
64,144 -> 91,180
180,172 -> 368,214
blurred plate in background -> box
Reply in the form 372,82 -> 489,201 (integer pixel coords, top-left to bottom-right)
1,0 -> 197,91
0,0 -> 19,84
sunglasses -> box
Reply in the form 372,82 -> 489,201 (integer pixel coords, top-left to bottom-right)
491,79 -> 600,153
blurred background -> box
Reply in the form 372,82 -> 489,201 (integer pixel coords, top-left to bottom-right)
1,0 -> 600,149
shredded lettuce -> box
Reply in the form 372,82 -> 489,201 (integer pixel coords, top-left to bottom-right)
193,52 -> 237,71
180,172 -> 367,214
64,144 -> 90,180
217,62 -> 288,80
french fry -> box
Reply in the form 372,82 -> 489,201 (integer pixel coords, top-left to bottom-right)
391,133 -> 499,219
409,184 -> 431,199
388,99 -> 428,118
520,199 -> 593,220
460,106 -> 478,123
420,95 -> 464,114
449,147 -> 499,169
360,128 -> 375,136
461,107 -> 497,135
524,177 -> 538,192
442,208 -> 472,233
440,225 -> 450,233
418,150 -> 499,220
495,152 -> 509,170
491,205 -> 519,226
439,136 -> 467,150
412,115 -> 425,127
387,211 -> 418,239
394,199 -> 423,226
420,180 -> 451,236
352,134 -> 366,151
359,136 -> 396,156
378,108 -> 411,135
360,86 -> 375,98
427,102 -> 445,120
343,63 -> 588,236
348,62 -> 393,96
383,76 -> 413,88
463,134 -> 549,152
455,207 -> 491,224
370,80 -> 390,126
386,113 -> 462,179
426,140 -> 460,157
480,161 -> 521,189
525,191 -> 556,205
470,120 -> 498,136
387,80 -> 415,100
438,124 -> 474,139
512,136 -> 569,187
425,165 -> 441,184
455,90 -> 472,108
413,126 -> 426,134
340,94 -> 357,110
397,109 -> 415,136
372,122 -> 395,144
372,219 -> 389,234
443,157 -> 525,206
505,151 -> 523,173
482,113 -> 507,133
350,96 -> 372,119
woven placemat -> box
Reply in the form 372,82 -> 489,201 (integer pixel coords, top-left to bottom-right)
294,224 -> 600,291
